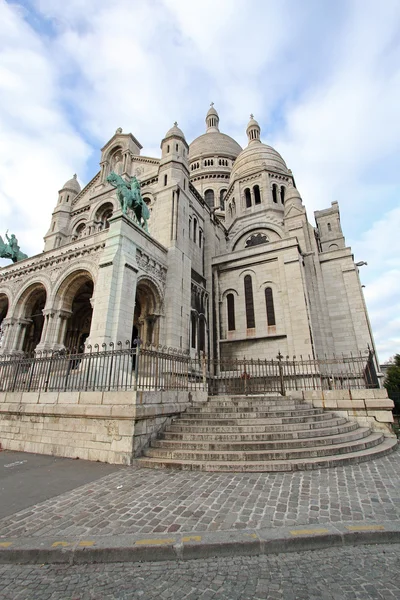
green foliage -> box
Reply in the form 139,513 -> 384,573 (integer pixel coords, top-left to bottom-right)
384,353 -> 400,394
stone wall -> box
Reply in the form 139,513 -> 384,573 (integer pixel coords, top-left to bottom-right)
290,388 -> 395,436
0,389 -> 207,464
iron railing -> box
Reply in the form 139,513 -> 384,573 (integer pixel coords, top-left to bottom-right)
0,343 -> 379,395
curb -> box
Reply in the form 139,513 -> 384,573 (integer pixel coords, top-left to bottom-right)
1,522 -> 400,565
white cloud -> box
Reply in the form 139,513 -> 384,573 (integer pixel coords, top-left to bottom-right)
0,1 -> 90,262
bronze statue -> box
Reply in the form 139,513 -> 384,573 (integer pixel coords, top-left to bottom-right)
0,231 -> 28,263
106,172 -> 150,232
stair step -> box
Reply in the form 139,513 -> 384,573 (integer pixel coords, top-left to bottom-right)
163,421 -> 358,441
184,407 -> 323,419
189,404 -> 307,414
153,427 -> 370,451
168,417 -> 349,434
144,432 -> 384,462
177,413 -> 338,426
138,437 -> 398,472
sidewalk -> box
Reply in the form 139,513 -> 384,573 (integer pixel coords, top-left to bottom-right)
0,448 -> 399,563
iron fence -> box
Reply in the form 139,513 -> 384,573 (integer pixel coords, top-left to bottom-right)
0,343 -> 379,395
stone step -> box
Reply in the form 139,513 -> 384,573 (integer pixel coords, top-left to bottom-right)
161,421 -> 359,442
177,412 -> 337,426
183,407 -> 325,420
168,416 -> 349,434
198,397 -> 306,408
152,427 -> 371,451
138,437 -> 398,472
143,432 -> 384,462
189,402 -> 306,413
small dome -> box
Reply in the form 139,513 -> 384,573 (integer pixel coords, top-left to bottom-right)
284,187 -> 302,203
231,143 -> 288,179
206,103 -> 218,118
164,122 -> 186,141
61,174 -> 81,194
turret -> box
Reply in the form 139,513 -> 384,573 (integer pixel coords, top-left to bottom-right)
44,174 -> 81,251
159,122 -> 189,188
314,201 -> 346,252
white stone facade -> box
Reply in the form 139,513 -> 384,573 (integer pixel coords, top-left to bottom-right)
0,108 -> 378,367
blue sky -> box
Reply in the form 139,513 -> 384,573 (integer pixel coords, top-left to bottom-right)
0,0 -> 399,361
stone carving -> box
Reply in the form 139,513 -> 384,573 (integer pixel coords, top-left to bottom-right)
106,171 -> 150,232
136,249 -> 167,283
245,232 -> 269,248
0,232 -> 28,263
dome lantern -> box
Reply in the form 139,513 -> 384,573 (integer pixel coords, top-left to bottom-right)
246,114 -> 261,145
206,102 -> 220,132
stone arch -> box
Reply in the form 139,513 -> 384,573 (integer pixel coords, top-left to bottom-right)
52,269 -> 94,350
231,224 -> 282,251
0,292 -> 9,348
13,282 -> 47,353
132,276 -> 164,346
94,201 -> 114,231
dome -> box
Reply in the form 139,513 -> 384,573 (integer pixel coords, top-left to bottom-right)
61,174 -> 81,194
231,143 -> 288,179
189,132 -> 242,160
189,105 -> 242,160
164,122 -> 186,141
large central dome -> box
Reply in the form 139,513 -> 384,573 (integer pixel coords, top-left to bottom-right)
189,105 -> 242,161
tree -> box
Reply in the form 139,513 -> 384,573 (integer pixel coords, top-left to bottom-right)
384,354 -> 400,415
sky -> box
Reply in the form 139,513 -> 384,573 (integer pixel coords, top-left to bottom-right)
0,0 -> 399,362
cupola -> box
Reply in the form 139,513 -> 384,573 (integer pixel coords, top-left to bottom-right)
246,114 -> 261,144
206,102 -> 220,132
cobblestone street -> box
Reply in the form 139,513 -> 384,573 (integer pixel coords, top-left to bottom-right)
1,544 -> 399,600
0,452 -> 399,539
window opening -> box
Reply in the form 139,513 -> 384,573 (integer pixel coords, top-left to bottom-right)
227,294 -> 235,331
265,288 -> 276,326
244,275 -> 255,328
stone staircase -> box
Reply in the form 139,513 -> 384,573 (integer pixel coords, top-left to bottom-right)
138,394 -> 397,472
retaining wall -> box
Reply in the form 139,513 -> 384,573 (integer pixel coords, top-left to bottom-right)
0,390 -> 208,464
290,388 -> 395,436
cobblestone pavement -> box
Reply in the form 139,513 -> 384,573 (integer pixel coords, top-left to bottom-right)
0,451 -> 399,539
0,544 -> 399,599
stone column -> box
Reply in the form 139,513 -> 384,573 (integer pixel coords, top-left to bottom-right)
87,210 -> 139,347
10,318 -> 32,353
0,317 -> 17,354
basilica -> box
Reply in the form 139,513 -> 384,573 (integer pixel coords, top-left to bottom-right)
0,106 -> 377,366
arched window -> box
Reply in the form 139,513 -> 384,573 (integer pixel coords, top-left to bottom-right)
167,145 -> 170,153
204,189 -> 215,209
176,143 -> 179,152
265,288 -> 276,326
327,222 -> 332,232
280,186 -> 285,204
193,218 -> 197,243
253,185 -> 261,204
75,222 -> 86,238
272,184 -> 278,203
198,316 -> 205,352
191,314 -> 196,349
244,275 -> 255,329
164,174 -> 168,186
227,294 -> 235,331
189,218 -> 192,239
220,189 -> 227,210
199,229 -> 203,248
245,188 -> 252,208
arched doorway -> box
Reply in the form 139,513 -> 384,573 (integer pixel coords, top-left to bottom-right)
16,284 -> 47,354
132,279 -> 162,346
0,294 -> 9,349
55,271 -> 94,351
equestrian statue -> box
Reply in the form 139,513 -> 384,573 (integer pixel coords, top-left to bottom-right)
0,231 -> 28,263
106,172 -> 150,232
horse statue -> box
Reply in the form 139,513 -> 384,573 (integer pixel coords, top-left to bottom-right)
106,172 -> 150,232
0,232 -> 28,263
